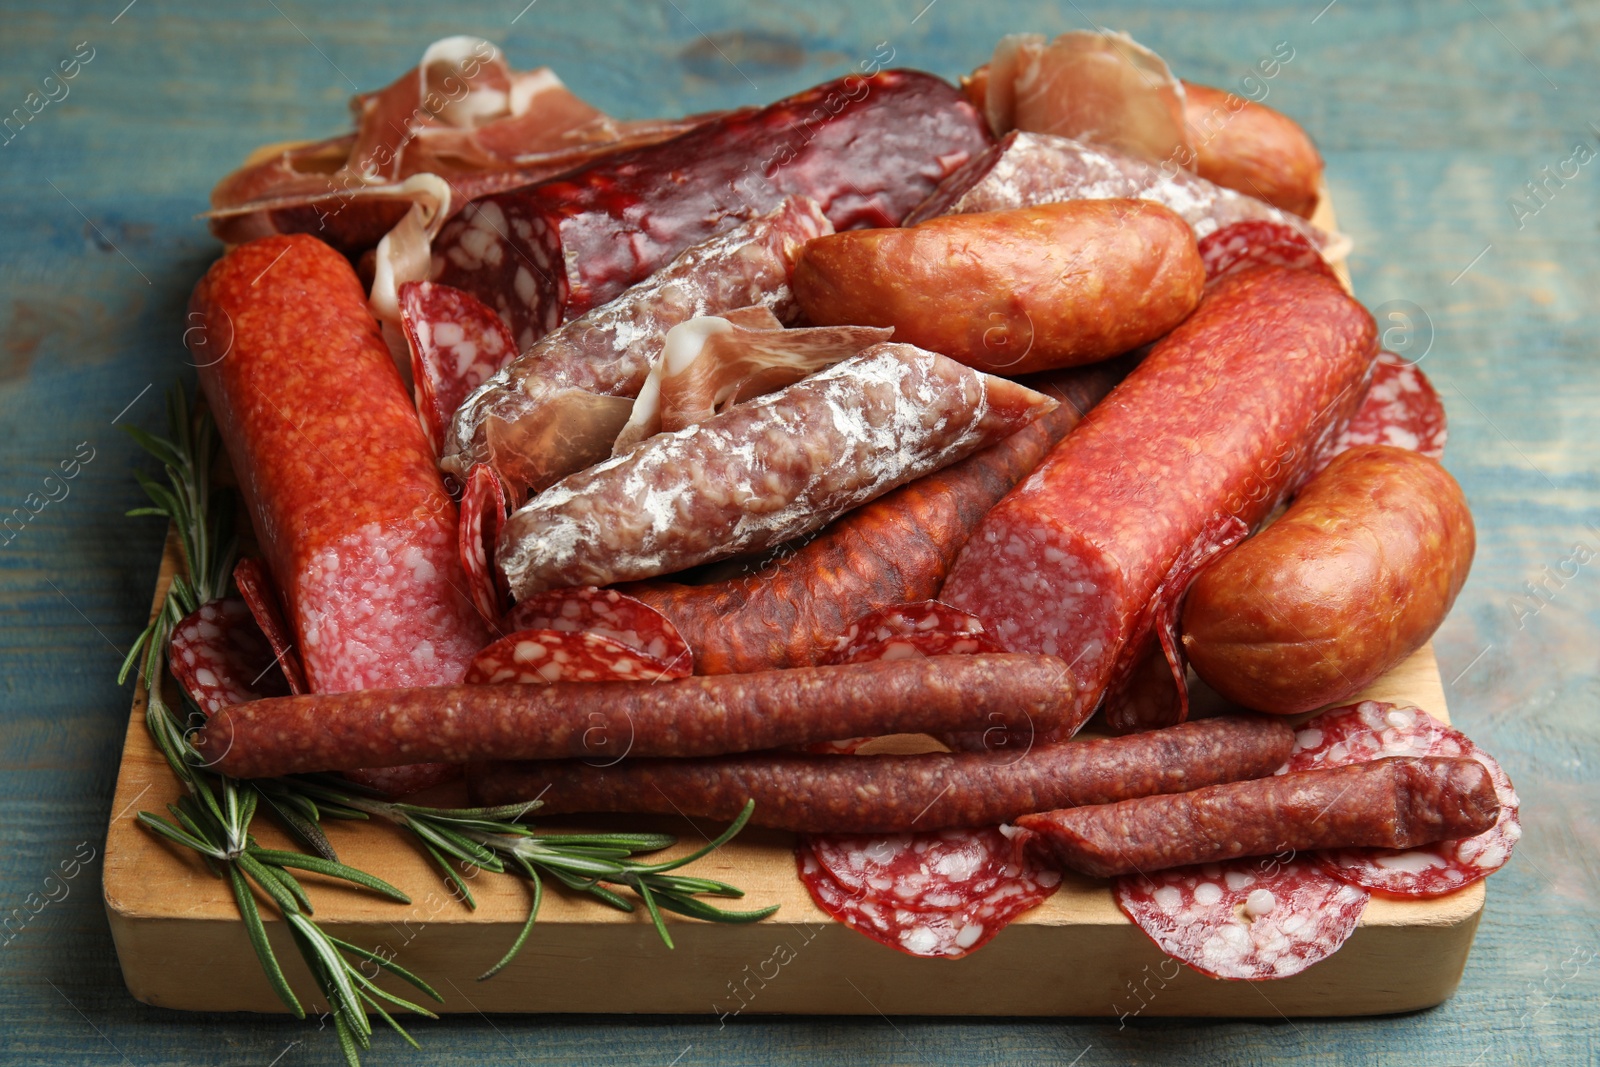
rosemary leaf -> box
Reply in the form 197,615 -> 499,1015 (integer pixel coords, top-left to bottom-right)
227,864 -> 303,1018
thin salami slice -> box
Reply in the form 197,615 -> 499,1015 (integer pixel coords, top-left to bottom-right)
1196,220 -> 1334,284
797,834 -> 1060,958
168,597 -> 291,716
232,557 -> 307,694
1285,701 -> 1520,897
1115,858 -> 1369,980
1102,514 -> 1248,733
464,628 -> 690,685
827,602 -> 1001,665
400,281 -> 519,456
459,464 -> 510,627
810,827 -> 1029,909
1327,351 -> 1448,464
502,587 -> 691,672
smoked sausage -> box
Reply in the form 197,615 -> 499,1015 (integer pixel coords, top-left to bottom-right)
1182,81 -> 1324,219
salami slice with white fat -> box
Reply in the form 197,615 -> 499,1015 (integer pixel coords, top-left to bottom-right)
1284,700 -> 1520,897
797,832 -> 1060,958
168,597 -> 291,716
811,827 -> 1031,908
400,281 -> 519,456
1114,858 -> 1369,980
826,601 -> 1000,665
1325,352 -> 1448,465
464,628 -> 689,685
1196,219 -> 1334,283
502,586 -> 692,672
459,464 -> 510,626
232,557 -> 307,694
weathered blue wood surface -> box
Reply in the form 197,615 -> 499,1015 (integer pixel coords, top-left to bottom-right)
2,0 -> 1597,1063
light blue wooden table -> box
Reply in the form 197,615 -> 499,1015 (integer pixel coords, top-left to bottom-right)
2,1 -> 1597,1063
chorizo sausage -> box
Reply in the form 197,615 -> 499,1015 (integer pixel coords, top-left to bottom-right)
1017,756 -> 1500,878
432,70 -> 992,351
468,715 -> 1296,833
621,361 -> 1131,673
1182,81 -> 1324,219
792,199 -> 1204,375
1181,444 -> 1475,714
496,344 -> 1054,599
195,653 -> 1082,779
941,266 -> 1377,722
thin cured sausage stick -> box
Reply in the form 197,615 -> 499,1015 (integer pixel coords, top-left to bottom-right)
196,654 -> 1081,779
468,715 -> 1295,833
1016,756 -> 1500,878
622,359 -> 1132,674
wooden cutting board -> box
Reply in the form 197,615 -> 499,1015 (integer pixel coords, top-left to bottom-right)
104,190 -> 1486,1017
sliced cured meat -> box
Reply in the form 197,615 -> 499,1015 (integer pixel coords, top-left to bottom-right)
621,360 -> 1133,674
1327,352 -> 1448,464
810,826 -> 1032,908
827,601 -> 996,664
464,628 -> 689,685
497,344 -> 1055,599
942,267 -> 1376,721
458,464 -> 510,626
168,597 -> 291,717
1196,219 -> 1334,283
614,313 -> 892,452
984,31 -> 1190,166
503,587 -> 691,671
399,282 -> 519,456
905,131 -> 1340,259
431,70 -> 991,351
1115,858 -> 1369,980
232,557 -> 307,694
1101,514 -> 1249,733
439,199 -> 831,494
1285,701 -> 1520,897
797,834 -> 1059,958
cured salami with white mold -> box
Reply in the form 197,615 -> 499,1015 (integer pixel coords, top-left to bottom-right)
941,265 -> 1377,722
497,343 -> 1056,599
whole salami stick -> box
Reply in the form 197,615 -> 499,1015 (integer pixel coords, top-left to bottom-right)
621,360 -> 1131,674
1016,756 -> 1500,878
468,715 -> 1294,833
196,653 -> 1081,780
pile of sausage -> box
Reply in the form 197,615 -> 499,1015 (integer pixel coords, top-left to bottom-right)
168,29 -> 1515,980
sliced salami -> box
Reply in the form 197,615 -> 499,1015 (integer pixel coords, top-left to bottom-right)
459,464 -> 510,627
399,281 -> 519,456
826,601 -> 1000,665
810,827 -> 1029,909
1101,514 -> 1249,733
464,628 -> 690,685
1115,858 -> 1369,980
1196,220 -> 1334,284
797,833 -> 1060,958
502,586 -> 691,672
1326,351 -> 1448,465
168,597 -> 291,716
1284,701 -> 1520,897
232,557 -> 307,694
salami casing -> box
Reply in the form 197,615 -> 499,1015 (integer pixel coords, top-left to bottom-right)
431,70 -> 991,350
496,343 -> 1055,598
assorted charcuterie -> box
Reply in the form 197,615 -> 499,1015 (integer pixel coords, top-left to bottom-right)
163,25 -> 1516,992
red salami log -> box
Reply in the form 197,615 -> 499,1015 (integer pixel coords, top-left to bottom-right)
439,198 -> 831,493
941,266 -> 1377,720
497,344 -> 1054,598
904,131 -> 1337,256
196,653 -> 1078,779
621,361 -> 1130,673
189,235 -> 489,697
432,70 -> 991,351
1018,757 -> 1499,878
468,715 -> 1295,833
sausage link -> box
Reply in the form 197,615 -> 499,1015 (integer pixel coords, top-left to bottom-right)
1182,82 -> 1324,219
1182,444 -> 1475,714
196,653 -> 1080,779
468,715 -> 1295,833
1017,756 -> 1500,877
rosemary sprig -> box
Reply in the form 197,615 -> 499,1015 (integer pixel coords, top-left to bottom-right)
121,384 -> 778,1058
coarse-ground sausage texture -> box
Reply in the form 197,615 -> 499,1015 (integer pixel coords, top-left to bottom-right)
1182,445 -> 1475,714
941,265 -> 1377,719
792,199 -> 1203,374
